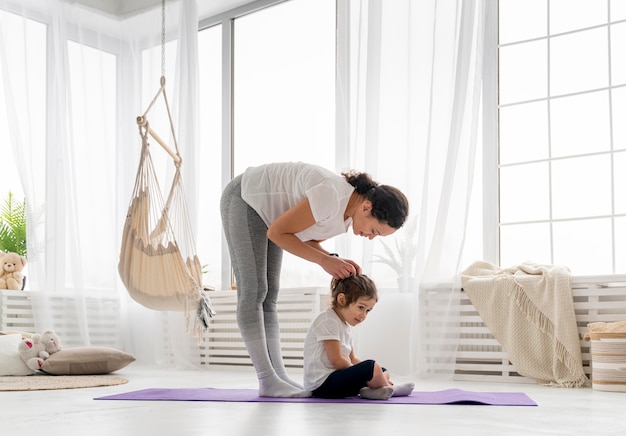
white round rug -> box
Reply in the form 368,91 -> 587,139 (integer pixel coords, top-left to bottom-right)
0,374 -> 128,391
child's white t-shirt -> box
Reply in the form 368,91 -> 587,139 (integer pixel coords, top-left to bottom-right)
241,162 -> 354,242
303,308 -> 353,392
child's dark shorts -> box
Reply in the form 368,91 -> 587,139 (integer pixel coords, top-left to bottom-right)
312,359 -> 385,399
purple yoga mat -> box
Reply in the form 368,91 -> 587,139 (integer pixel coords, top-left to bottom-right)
94,387 -> 537,406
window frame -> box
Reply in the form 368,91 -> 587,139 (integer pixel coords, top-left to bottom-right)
493,0 -> 626,277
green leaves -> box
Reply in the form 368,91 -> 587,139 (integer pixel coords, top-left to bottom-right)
0,192 -> 27,257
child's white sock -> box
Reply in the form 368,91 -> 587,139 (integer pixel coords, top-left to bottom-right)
392,382 -> 414,397
359,386 -> 394,400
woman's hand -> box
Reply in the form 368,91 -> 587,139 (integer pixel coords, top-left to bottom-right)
321,255 -> 361,280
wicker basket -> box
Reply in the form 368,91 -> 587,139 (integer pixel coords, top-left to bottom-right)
587,332 -> 626,392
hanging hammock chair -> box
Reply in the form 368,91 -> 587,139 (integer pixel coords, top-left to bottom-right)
118,76 -> 215,337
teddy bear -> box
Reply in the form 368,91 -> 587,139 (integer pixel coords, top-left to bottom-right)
17,330 -> 63,371
0,251 -> 27,290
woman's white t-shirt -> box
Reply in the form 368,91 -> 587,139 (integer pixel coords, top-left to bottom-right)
240,162 -> 355,242
303,308 -> 353,392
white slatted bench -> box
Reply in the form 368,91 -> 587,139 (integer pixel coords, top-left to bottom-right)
421,276 -> 626,382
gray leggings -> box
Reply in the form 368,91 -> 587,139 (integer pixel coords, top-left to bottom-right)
220,175 -> 283,345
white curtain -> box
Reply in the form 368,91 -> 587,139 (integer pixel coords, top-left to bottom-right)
345,0 -> 486,379
0,0 -> 202,367
1,0 -> 487,376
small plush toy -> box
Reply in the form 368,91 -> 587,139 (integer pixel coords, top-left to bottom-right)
18,330 -> 63,371
0,252 -> 27,290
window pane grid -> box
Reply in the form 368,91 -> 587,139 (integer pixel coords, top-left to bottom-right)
498,0 -> 624,275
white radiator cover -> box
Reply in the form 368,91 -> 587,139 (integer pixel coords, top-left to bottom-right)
5,276 -> 626,381
0,290 -> 121,348
421,275 -> 626,382
162,287 -> 328,368
0,288 -> 326,368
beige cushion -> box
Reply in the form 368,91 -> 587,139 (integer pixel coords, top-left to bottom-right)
0,334 -> 35,376
41,346 -> 135,375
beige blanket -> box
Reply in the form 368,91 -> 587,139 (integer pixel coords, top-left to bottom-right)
461,261 -> 587,387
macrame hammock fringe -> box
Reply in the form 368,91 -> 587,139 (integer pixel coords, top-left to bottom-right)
118,77 -> 215,338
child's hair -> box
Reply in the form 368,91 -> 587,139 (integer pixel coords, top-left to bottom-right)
330,274 -> 378,308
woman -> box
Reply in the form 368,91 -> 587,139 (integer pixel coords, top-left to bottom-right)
220,162 -> 408,397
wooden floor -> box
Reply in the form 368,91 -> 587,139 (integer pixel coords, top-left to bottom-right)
3,366 -> 626,435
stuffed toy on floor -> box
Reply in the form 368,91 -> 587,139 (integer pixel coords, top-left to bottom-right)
17,330 -> 63,371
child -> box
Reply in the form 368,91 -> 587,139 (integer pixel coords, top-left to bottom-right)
303,274 -> 414,400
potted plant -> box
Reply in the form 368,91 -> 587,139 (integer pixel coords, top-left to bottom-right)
0,192 -> 26,257
372,217 -> 418,292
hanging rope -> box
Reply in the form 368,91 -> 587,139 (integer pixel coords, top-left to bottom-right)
161,0 -> 166,79
136,0 -> 181,166
119,0 -> 215,337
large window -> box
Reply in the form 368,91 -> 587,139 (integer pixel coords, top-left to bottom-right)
2,0 -> 336,293
0,10 -> 43,205
67,41 -> 117,289
197,0 -> 336,290
0,9 -> 118,290
498,0 -> 626,276
233,0 -> 335,174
